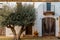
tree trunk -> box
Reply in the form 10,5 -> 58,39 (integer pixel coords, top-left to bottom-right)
17,25 -> 25,40
10,27 -> 17,40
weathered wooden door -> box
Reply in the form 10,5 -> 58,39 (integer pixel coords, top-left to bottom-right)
42,17 -> 55,36
26,26 -> 32,35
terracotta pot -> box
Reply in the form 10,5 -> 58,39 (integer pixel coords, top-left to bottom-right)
34,31 -> 38,37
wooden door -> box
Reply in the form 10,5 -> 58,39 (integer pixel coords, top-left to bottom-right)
42,17 -> 55,36
26,26 -> 32,35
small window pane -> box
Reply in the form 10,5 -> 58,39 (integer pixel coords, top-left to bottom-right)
47,3 -> 51,11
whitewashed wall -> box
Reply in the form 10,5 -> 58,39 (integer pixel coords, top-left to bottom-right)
6,26 -> 25,37
35,2 -> 60,37
6,27 -> 14,36
52,2 -> 60,37
6,2 -> 60,37
34,3 -> 44,36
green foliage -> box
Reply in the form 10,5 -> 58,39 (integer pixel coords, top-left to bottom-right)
20,4 -> 36,26
1,4 -> 13,17
1,3 -> 36,27
1,13 -> 16,26
0,4 -> 14,26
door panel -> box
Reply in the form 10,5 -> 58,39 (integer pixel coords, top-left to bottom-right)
42,17 -> 55,36
26,26 -> 32,35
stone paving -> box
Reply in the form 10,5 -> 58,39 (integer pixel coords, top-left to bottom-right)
0,36 -> 60,40
40,36 -> 60,40
21,36 -> 60,40
24,36 -> 60,40
21,37 -> 59,40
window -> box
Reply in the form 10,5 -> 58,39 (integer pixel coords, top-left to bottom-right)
47,3 -> 51,11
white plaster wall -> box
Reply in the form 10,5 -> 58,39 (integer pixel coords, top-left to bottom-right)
51,2 -> 60,37
6,26 -> 25,37
55,17 -> 59,37
51,2 -> 55,12
36,2 -> 60,37
53,2 -> 60,16
43,2 -> 46,12
34,3 -> 44,36
6,27 -> 14,36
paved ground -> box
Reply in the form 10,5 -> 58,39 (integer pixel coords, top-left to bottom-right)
22,38 -> 59,40
39,36 -> 60,40
0,36 -> 60,40
22,36 -> 60,40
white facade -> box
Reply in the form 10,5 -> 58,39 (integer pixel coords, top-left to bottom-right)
34,2 -> 60,37
6,2 -> 60,37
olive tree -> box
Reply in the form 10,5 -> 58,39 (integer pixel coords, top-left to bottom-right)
1,2 -> 36,40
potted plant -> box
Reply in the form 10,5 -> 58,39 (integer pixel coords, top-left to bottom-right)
34,31 -> 38,37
